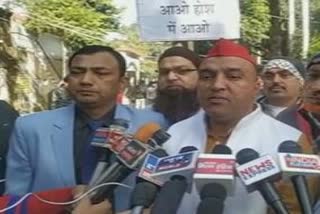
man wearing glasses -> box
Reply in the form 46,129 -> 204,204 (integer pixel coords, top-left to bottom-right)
259,57 -> 305,117
152,46 -> 201,125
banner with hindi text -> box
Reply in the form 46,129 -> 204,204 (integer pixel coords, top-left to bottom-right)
136,0 -> 240,41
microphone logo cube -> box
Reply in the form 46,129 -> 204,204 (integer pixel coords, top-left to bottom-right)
139,154 -> 164,186
117,140 -> 148,168
236,155 -> 280,186
155,152 -> 195,173
278,153 -> 320,175
193,154 -> 235,196
91,128 -> 110,148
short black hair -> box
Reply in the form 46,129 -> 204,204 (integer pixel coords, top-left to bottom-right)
68,45 -> 126,77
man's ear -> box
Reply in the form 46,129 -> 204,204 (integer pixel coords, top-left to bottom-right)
119,76 -> 128,92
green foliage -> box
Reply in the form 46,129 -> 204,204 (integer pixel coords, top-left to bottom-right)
113,25 -> 170,77
309,0 -> 320,56
20,0 -> 120,50
240,0 -> 271,54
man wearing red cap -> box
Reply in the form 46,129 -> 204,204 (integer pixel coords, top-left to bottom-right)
163,39 -> 317,214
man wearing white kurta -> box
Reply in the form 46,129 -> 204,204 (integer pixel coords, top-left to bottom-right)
163,39 -> 317,214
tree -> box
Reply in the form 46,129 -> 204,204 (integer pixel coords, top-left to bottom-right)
240,0 -> 271,56
309,0 -> 320,57
113,25 -> 170,77
20,0 -> 120,50
194,0 -> 272,57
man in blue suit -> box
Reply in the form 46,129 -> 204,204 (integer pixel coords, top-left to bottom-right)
5,45 -> 168,213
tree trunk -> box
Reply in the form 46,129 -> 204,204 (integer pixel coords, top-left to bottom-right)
0,8 -> 21,103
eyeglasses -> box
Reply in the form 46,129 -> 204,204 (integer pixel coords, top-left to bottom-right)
157,68 -> 197,76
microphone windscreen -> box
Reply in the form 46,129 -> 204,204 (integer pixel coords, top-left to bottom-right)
236,148 -> 259,165
134,123 -> 161,143
211,144 -> 232,154
151,129 -> 171,146
131,182 -> 158,207
151,148 -> 168,157
196,198 -> 224,214
278,140 -> 302,153
199,183 -> 227,201
179,146 -> 198,153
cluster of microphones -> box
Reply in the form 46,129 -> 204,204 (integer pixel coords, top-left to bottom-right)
88,119 -> 320,214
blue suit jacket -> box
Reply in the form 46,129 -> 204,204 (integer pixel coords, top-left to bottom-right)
5,104 -> 168,211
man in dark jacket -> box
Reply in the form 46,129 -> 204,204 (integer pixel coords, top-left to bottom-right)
277,54 -> 320,149
0,100 -> 18,195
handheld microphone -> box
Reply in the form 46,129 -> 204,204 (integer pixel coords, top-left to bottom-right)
150,147 -> 197,214
149,146 -> 199,187
193,144 -> 235,196
150,175 -> 188,214
278,140 -> 315,214
236,148 -> 289,214
130,149 -> 168,214
90,123 -> 169,204
89,119 -> 129,186
196,183 -> 227,214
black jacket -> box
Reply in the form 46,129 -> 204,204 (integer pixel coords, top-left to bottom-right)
0,100 -> 19,195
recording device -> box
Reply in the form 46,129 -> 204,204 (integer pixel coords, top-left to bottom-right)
150,175 -> 188,214
130,149 -> 168,214
196,183 -> 227,214
89,123 -> 170,204
89,119 -> 129,186
236,148 -> 289,214
150,147 -> 197,214
193,144 -> 235,196
278,140 -> 317,214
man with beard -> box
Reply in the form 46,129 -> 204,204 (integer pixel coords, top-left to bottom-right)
153,46 -> 201,125
277,53 -> 320,212
278,53 -> 320,150
258,57 -> 305,117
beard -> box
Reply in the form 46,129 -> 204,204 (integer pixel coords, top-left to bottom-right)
153,88 -> 200,124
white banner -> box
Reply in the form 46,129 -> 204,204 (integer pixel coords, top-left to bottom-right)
136,0 -> 240,41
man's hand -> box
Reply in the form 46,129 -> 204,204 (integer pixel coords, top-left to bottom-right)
71,185 -> 113,214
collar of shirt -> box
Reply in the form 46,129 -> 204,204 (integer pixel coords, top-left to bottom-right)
74,105 -> 116,130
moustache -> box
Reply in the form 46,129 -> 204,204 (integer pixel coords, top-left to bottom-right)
269,84 -> 286,90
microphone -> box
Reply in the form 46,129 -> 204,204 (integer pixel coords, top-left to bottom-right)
150,175 -> 188,214
196,183 -> 227,214
278,140 -> 318,214
236,148 -> 289,214
90,123 -> 168,204
193,144 -> 235,196
149,146 -> 199,187
130,149 -> 168,214
89,119 -> 129,186
150,147 -> 197,214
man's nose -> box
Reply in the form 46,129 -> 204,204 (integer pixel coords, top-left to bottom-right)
167,71 -> 179,81
273,73 -> 282,83
210,73 -> 227,90
80,71 -> 94,84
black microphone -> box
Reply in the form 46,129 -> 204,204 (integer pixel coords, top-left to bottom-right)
150,146 -> 198,214
150,175 -> 187,214
89,119 -> 129,186
196,183 -> 227,214
130,149 -> 168,214
278,140 -> 313,214
90,124 -> 170,204
236,148 -> 289,214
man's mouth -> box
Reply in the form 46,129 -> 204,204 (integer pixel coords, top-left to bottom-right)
270,86 -> 286,92
207,96 -> 229,104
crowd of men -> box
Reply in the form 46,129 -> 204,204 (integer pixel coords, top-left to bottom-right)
0,39 -> 320,213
